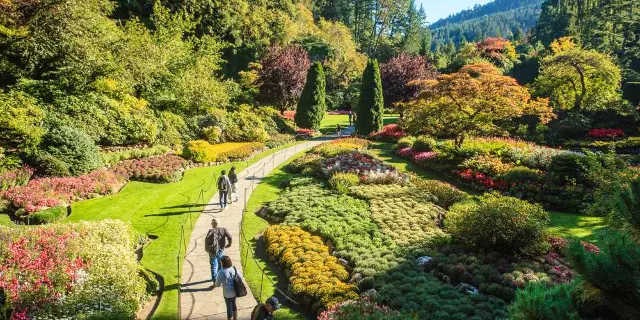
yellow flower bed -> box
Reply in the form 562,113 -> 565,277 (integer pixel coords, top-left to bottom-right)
183,140 -> 265,163
263,225 -> 358,310
311,138 -> 370,158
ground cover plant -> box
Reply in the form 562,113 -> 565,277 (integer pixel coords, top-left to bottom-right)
183,141 -> 266,163
0,220 -> 151,319
102,145 -> 171,166
112,154 -> 187,183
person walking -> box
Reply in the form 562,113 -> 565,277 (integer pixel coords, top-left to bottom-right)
218,170 -> 232,209
215,256 -> 244,320
348,110 -> 353,126
336,123 -> 342,137
205,218 -> 232,283
251,296 -> 280,320
229,166 -> 238,203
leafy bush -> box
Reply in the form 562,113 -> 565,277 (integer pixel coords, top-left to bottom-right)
40,126 -> 104,176
19,206 -> 68,224
0,220 -> 148,319
370,124 -> 407,142
265,133 -> 296,148
329,173 -> 360,194
33,151 -> 72,177
548,152 -> 601,187
112,154 -> 187,183
412,136 -> 437,152
460,154 -> 514,176
224,109 -> 270,142
102,145 -> 171,166
202,126 -> 223,144
183,140 -> 217,163
411,178 -> 467,209
446,193 -> 550,255
500,166 -> 544,185
264,225 -> 358,310
285,153 -> 325,175
395,136 -> 416,150
319,297 -> 411,320
509,281 -> 580,320
0,166 -> 34,190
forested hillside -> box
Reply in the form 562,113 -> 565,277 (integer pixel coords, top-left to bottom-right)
430,0 -> 544,49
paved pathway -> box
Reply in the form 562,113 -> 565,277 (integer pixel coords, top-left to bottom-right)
179,129 -> 352,319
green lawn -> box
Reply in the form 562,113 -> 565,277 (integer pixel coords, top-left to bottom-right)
240,151 -> 307,320
66,142 -> 300,320
319,114 -> 350,134
368,142 -> 607,243
0,214 -> 13,226
383,114 -> 399,125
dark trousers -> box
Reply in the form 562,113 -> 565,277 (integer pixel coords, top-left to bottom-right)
224,297 -> 237,319
219,190 -> 229,208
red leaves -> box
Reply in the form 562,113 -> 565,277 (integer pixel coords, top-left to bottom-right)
456,168 -> 510,191
369,124 -> 407,141
257,45 -> 311,111
587,128 -> 624,139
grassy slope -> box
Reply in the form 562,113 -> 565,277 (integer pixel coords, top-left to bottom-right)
240,151 -> 307,320
66,143 -> 300,320
368,142 -> 607,243
0,213 -> 13,226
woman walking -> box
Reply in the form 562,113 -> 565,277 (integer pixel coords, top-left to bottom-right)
215,256 -> 244,320
229,166 -> 238,202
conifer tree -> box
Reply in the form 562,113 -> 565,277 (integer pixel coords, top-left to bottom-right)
356,59 -> 384,135
295,62 -> 326,130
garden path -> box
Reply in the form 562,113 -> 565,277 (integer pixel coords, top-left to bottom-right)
180,127 -> 353,319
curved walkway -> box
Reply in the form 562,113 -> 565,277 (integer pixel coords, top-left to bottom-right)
180,129 -> 351,319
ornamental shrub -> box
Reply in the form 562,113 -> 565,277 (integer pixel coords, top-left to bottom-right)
34,152 -> 72,177
102,145 -> 171,166
356,59 -> 384,135
202,126 -> 223,144
183,140 -> 217,163
329,172 -> 360,194
509,281 -> 580,320
446,192 -> 550,255
411,178 -> 467,209
413,136 -> 437,152
395,136 -> 416,150
40,126 -> 104,176
500,166 -> 544,185
20,206 -> 68,224
295,62 -> 327,130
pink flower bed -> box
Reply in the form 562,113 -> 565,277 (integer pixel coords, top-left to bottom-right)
2,170 -> 123,214
323,152 -> 395,176
283,110 -> 296,121
296,128 -> 317,136
328,110 -> 352,115
588,128 -> 624,139
370,124 -> 406,141
112,154 -> 186,183
396,147 -> 438,164
456,168 -> 509,190
0,166 -> 34,190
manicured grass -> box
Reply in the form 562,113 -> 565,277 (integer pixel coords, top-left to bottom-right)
368,141 -> 607,244
0,213 -> 13,226
319,114 -> 350,134
240,151 -> 307,320
383,114 -> 399,125
66,142 -> 300,320
547,211 -> 608,243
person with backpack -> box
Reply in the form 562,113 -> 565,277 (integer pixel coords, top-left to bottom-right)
251,296 -> 280,320
205,218 -> 232,283
228,166 -> 238,203
218,170 -> 232,209
215,256 -> 246,320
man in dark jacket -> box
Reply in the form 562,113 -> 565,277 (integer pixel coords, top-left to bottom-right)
205,218 -> 232,282
251,296 -> 280,320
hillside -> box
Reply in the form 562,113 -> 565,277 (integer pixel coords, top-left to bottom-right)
430,0 -> 544,49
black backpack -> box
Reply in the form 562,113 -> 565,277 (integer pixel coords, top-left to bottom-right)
229,173 -> 238,184
218,176 -> 228,191
205,228 -> 221,254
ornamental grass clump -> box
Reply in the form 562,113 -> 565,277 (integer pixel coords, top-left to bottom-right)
410,177 -> 467,209
446,192 -> 550,256
329,173 -> 360,194
264,225 -> 358,311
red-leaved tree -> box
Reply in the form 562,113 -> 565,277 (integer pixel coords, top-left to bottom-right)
256,45 -> 311,114
380,53 -> 439,117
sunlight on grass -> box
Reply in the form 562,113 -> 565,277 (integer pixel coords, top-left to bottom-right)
319,114 -> 350,134
547,211 -> 608,243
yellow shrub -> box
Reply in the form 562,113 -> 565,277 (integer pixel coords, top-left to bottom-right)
182,141 -> 266,163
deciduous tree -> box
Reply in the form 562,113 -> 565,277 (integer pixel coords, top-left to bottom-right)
256,45 -> 311,113
380,53 -> 438,116
403,63 -> 553,147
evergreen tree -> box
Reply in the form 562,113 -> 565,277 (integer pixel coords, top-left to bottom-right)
295,62 -> 327,130
356,59 -> 384,135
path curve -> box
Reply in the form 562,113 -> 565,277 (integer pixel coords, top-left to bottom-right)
180,130 -> 351,319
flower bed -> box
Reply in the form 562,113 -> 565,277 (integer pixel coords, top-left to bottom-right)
369,124 -> 406,142
102,145 -> 171,166
0,166 -> 34,190
295,128 -> 320,137
283,110 -> 296,121
112,154 -> 187,183
264,225 -> 358,311
0,220 -> 150,319
587,128 -> 625,139
322,152 -> 395,178
328,110 -> 352,115
2,169 -> 124,215
183,141 -> 266,163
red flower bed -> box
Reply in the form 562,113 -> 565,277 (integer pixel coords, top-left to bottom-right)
283,110 -> 296,121
456,168 -> 509,190
328,110 -> 352,115
0,166 -> 34,190
587,128 -> 624,139
112,154 -> 186,183
2,170 -> 123,214
370,124 -> 406,142
296,128 -> 317,136
0,227 -> 87,318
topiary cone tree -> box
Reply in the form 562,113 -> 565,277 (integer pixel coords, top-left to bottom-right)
295,62 -> 326,130
356,59 -> 384,135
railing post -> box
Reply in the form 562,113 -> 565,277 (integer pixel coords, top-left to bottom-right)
260,272 -> 265,301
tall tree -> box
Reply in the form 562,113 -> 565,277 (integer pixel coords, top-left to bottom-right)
534,38 -> 623,112
295,62 -> 327,130
400,0 -> 425,55
256,45 -> 311,113
402,63 -> 553,146
380,53 -> 438,115
356,59 -> 384,135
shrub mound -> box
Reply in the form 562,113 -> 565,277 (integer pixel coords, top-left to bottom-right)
102,145 -> 171,166
39,126 -> 104,176
183,141 -> 266,163
112,154 -> 187,183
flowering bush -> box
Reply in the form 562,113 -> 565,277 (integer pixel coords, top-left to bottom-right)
0,166 -> 34,190
283,110 -> 296,121
369,124 -> 406,142
318,297 -> 409,320
296,128 -> 318,136
112,154 -> 187,183
460,154 -> 514,176
0,220 -> 148,319
588,128 -> 624,139
456,168 -> 510,190
311,139 -> 369,158
2,169 -> 124,215
264,225 -> 358,310
323,152 -> 396,179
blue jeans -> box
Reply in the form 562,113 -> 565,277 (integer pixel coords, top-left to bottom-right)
210,250 -> 224,281
224,297 -> 237,319
219,190 -> 228,208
